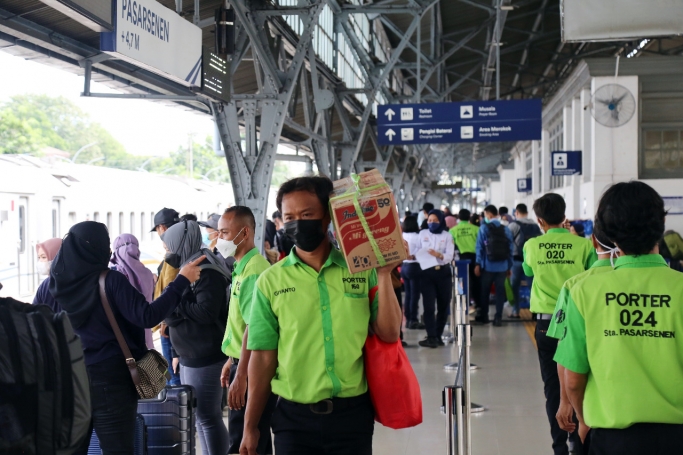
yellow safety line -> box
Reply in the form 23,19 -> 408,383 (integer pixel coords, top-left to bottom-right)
520,308 -> 537,349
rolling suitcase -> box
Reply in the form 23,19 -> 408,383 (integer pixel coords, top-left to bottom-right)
87,413 -> 147,454
138,385 -> 197,455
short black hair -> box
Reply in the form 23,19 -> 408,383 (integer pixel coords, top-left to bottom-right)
499,206 -> 509,215
180,213 -> 197,222
402,215 -> 420,233
515,203 -> 528,215
458,209 -> 471,221
225,206 -> 256,230
276,176 -> 334,214
470,213 -> 480,226
484,205 -> 498,216
533,193 -> 566,225
595,181 -> 666,255
422,202 -> 435,213
592,222 -> 615,251
272,211 -> 282,220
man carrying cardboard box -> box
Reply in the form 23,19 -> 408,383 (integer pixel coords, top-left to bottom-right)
241,175 -> 403,455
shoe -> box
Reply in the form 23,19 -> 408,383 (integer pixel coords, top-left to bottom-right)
418,337 -> 438,348
415,321 -> 426,330
510,312 -> 520,319
401,340 -> 409,348
493,316 -> 502,327
436,338 -> 445,346
406,321 -> 418,329
472,318 -> 490,325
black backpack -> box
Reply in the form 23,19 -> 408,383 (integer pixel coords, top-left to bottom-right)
0,297 -> 91,454
512,221 -> 542,251
485,223 -> 511,262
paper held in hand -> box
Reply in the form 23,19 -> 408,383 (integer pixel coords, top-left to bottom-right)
415,249 -> 439,270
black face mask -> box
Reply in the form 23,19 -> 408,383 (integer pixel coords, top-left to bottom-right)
165,253 -> 181,269
284,219 -> 326,252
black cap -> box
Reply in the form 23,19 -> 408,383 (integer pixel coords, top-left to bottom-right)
151,208 -> 180,232
197,213 -> 220,230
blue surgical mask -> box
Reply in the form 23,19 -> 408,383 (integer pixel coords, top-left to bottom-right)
483,217 -> 490,224
202,232 -> 211,245
428,222 -> 441,233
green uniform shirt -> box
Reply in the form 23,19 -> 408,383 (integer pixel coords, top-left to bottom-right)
449,221 -> 479,254
547,259 -> 612,340
555,255 -> 683,429
221,248 -> 270,359
248,247 -> 380,404
523,228 -> 597,314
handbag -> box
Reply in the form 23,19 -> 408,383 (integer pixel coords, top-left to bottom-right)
98,271 -> 170,399
364,332 -> 423,429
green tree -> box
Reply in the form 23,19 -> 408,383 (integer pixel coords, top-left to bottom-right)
0,110 -> 43,154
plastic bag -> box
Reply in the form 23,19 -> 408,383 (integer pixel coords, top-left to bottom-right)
364,333 -> 423,429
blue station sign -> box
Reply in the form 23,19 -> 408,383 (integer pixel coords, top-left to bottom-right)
551,151 -> 582,176
517,178 -> 532,192
377,99 -> 542,146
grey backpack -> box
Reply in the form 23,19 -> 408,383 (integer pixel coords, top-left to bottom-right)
0,297 -> 91,454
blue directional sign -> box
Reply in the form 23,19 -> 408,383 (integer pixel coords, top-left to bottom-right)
377,99 -> 542,146
551,151 -> 582,176
517,178 -> 532,192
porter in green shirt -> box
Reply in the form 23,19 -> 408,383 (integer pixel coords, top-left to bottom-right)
547,259 -> 612,340
523,228 -> 597,314
450,221 -> 479,254
248,247 -> 379,404
221,248 -> 270,359
555,255 -> 683,429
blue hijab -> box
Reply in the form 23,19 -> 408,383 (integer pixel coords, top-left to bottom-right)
427,209 -> 447,234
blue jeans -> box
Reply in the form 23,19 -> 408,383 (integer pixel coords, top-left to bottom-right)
479,270 -> 507,320
181,361 -> 229,455
510,260 -> 533,310
161,334 -> 181,386
75,357 -> 139,455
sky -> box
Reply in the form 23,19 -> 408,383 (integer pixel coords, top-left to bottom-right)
0,51 -> 215,157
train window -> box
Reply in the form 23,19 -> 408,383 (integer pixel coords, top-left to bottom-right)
140,212 -> 146,240
18,204 -> 26,253
94,212 -> 100,222
106,212 -> 112,232
119,212 -> 124,235
52,199 -> 61,238
130,212 -> 136,237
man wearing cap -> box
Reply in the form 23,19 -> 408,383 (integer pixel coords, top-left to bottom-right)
152,207 -> 182,386
198,213 -> 221,250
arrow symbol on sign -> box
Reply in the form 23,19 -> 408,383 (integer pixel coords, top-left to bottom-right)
384,108 -> 396,121
385,129 -> 396,141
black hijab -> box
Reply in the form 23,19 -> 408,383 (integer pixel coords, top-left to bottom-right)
49,221 -> 111,328
427,209 -> 447,234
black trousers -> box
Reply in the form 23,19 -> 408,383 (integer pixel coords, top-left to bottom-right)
419,265 -> 453,338
74,357 -> 139,455
401,262 -> 422,323
459,253 -> 481,308
271,394 -> 375,455
536,320 -> 583,455
589,423 -> 683,455
228,362 -> 277,455
479,270 -> 506,321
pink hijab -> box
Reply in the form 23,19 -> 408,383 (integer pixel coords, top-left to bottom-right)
36,238 -> 62,260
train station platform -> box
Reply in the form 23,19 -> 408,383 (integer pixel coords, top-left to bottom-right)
373,317 -> 550,455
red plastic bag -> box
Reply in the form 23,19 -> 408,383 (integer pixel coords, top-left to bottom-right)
364,333 -> 423,429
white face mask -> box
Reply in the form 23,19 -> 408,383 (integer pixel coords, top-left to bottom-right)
595,238 -> 619,267
216,227 -> 245,258
37,261 -> 51,276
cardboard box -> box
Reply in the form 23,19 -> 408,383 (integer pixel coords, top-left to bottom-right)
330,169 -> 407,273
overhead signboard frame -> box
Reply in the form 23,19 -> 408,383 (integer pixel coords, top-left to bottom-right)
100,0 -> 203,87
517,178 -> 532,193
377,99 -> 542,146
39,0 -> 113,32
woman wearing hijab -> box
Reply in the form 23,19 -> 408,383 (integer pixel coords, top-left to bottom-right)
110,233 -> 156,349
417,209 -> 455,348
162,220 -> 230,455
39,221 -> 202,455
35,238 -> 62,278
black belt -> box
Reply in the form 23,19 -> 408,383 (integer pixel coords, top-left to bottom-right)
513,255 -> 524,261
231,357 -> 239,365
278,393 -> 370,415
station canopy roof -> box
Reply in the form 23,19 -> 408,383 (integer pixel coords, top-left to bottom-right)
1,0 -> 682,187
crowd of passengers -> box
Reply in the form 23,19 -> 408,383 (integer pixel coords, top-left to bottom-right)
21,175 -> 683,455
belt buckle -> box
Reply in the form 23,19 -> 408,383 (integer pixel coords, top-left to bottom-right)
310,399 -> 333,415
435,265 -> 441,270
